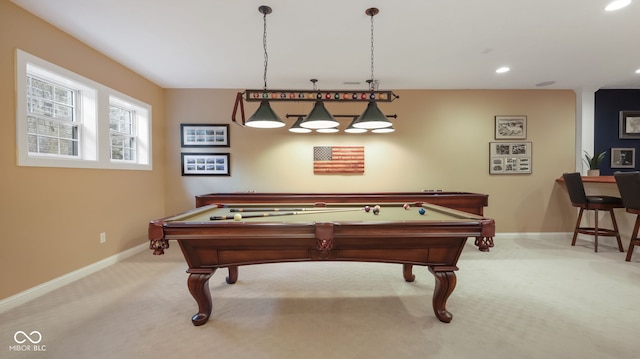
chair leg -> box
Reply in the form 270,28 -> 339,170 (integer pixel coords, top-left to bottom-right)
626,216 -> 640,262
594,209 -> 599,253
571,208 -> 584,246
609,209 -> 623,252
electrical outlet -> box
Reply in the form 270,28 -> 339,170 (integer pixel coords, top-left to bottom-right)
99,232 -> 106,244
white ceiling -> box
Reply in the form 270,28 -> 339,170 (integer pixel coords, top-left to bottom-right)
11,0 -> 640,91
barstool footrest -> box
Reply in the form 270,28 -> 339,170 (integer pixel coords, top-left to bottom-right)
577,227 -> 619,237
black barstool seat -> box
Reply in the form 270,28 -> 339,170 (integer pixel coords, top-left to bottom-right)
562,172 -> 624,252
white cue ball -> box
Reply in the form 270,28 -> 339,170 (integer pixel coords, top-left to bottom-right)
233,213 -> 242,221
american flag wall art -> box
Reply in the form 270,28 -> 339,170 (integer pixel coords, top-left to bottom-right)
313,146 -> 364,174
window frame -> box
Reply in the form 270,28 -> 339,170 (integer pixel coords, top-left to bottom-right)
16,49 -> 152,171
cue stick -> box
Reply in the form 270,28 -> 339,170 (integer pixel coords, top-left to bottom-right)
210,207 -> 366,220
229,207 -> 358,213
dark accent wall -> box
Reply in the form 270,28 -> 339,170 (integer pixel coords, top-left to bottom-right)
594,89 -> 640,175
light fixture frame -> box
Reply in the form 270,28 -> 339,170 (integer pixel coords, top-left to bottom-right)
243,89 -> 397,102
231,6 -> 400,129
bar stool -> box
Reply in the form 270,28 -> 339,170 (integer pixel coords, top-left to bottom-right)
562,172 -> 624,252
613,171 -> 640,261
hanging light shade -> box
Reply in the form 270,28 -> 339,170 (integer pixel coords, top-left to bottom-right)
300,101 -> 339,129
245,6 -> 284,129
351,8 -> 393,131
316,127 -> 339,133
288,116 -> 312,133
345,117 -> 367,133
372,126 -> 395,133
246,100 -> 285,128
352,101 -> 392,129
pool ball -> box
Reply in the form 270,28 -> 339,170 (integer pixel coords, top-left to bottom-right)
374,205 -> 381,211
403,203 -> 410,210
373,208 -> 380,215
418,208 -> 426,215
234,213 -> 242,221
364,206 -> 371,212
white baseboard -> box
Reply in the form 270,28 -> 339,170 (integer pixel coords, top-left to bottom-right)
0,242 -> 148,314
494,232 -> 639,253
495,232 -> 573,240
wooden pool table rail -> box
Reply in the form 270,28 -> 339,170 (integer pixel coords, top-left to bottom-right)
195,191 -> 489,216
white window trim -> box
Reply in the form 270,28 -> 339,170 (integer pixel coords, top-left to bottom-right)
109,95 -> 150,166
16,49 -> 152,171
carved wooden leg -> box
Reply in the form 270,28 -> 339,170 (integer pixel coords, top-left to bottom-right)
474,236 -> 493,252
403,264 -> 415,282
187,271 -> 215,326
428,267 -> 457,323
226,266 -> 238,284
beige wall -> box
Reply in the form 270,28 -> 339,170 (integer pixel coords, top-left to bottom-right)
0,2 -> 165,299
165,89 -> 578,233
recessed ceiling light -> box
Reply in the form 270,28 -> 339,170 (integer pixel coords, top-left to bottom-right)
605,0 -> 631,11
496,66 -> 510,74
635,68 -> 640,74
536,81 -> 556,87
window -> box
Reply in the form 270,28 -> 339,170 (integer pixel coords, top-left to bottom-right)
110,101 -> 137,161
27,75 -> 79,157
108,95 -> 151,167
16,49 -> 152,170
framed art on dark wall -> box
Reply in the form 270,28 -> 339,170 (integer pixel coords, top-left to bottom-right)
611,148 -> 635,168
181,153 -> 230,176
489,142 -> 532,174
619,111 -> 640,139
180,124 -> 230,147
494,115 -> 527,140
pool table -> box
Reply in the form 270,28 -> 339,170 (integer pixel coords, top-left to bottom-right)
195,191 -> 493,251
196,191 -> 489,216
149,201 -> 495,326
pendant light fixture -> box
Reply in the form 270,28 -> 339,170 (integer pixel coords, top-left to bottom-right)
299,79 -> 339,129
230,6 -> 400,131
245,5 -> 285,129
345,116 -> 368,133
288,116 -> 312,133
372,126 -> 395,133
352,8 -> 392,130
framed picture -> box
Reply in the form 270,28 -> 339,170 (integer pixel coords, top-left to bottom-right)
495,115 -> 527,140
611,148 -> 635,168
181,153 -> 230,176
489,142 -> 532,174
619,111 -> 640,139
181,124 -> 230,147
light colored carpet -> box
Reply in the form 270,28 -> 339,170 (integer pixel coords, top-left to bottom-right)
1,234 -> 639,359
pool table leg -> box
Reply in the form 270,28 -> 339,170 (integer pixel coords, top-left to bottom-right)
187,271 -> 215,326
226,265 -> 238,284
474,236 -> 494,252
428,267 -> 456,323
402,264 -> 415,282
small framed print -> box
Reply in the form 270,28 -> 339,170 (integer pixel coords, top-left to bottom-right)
619,111 -> 640,139
181,153 -> 230,176
181,124 -> 230,147
611,148 -> 635,168
489,142 -> 532,174
495,115 -> 527,140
